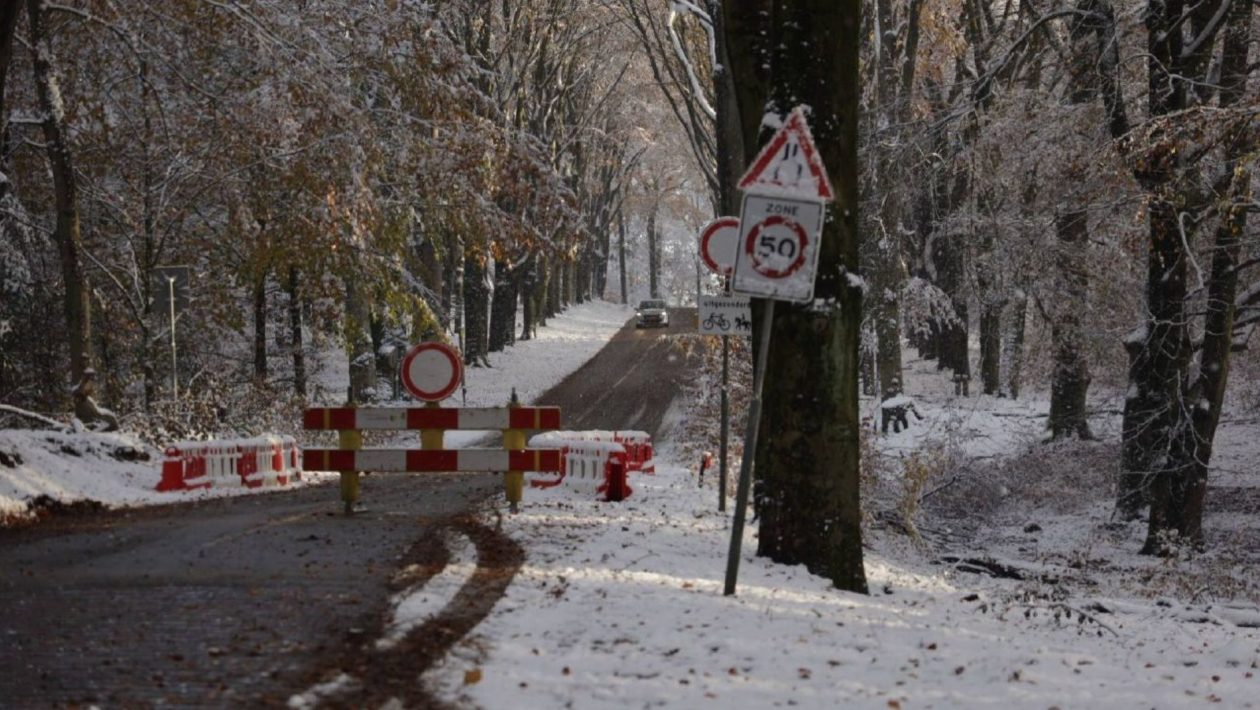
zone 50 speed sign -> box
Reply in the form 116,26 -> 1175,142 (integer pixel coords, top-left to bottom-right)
731,194 -> 824,303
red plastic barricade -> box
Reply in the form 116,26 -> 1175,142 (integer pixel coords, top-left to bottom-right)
156,436 -> 302,492
525,431 -> 652,501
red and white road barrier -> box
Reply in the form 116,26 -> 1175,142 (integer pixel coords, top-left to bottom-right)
302,448 -> 562,473
302,406 -> 561,431
158,436 -> 301,492
526,431 -> 654,502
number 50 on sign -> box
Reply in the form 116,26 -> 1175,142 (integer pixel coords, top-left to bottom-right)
731,194 -> 824,303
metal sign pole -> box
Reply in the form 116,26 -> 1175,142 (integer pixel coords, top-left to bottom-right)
168,276 -> 178,399
724,298 -> 775,596
719,333 -> 729,511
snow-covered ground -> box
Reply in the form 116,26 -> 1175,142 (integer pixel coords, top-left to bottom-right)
411,351 -> 1260,709
423,454 -> 1259,710
5,308 -> 1259,708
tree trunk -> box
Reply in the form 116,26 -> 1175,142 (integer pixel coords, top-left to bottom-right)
519,254 -> 535,341
288,266 -> 306,399
647,210 -> 659,299
463,248 -> 489,366
872,190 -> 905,399
932,234 -> 970,381
1,0 -> 23,164
344,276 -> 375,404
1126,199 -> 1189,544
1137,0 -> 1252,548
545,256 -> 561,318
1047,211 -> 1093,439
731,0 -> 867,593
252,272 -> 267,384
488,258 -> 515,352
27,0 -> 91,383
710,0 -> 746,217
618,216 -> 628,304
1005,290 -> 1027,399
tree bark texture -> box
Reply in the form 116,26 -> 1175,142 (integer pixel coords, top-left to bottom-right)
288,266 -> 306,399
489,259 -> 516,353
27,0 -> 92,382
252,273 -> 267,384
1137,0 -> 1253,548
344,276 -> 376,403
1005,290 -> 1027,399
730,0 -> 868,593
463,248 -> 490,366
618,216 -> 629,305
1047,211 -> 1093,439
647,210 -> 659,299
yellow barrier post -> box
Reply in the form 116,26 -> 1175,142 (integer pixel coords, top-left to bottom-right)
420,400 -> 444,450
338,428 -> 362,515
504,389 -> 525,513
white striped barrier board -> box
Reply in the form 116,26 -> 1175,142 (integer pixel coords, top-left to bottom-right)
303,448 -> 562,473
302,406 -> 561,431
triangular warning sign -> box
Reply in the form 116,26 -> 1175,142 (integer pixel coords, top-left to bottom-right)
737,106 -> 834,202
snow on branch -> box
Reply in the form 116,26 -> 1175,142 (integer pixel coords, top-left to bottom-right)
666,1 -> 716,121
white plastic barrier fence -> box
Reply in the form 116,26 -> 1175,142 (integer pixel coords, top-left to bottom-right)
526,431 -> 653,501
158,436 -> 302,492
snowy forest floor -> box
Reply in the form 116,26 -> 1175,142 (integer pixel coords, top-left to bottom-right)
2,311 -> 1258,708
418,350 -> 1260,709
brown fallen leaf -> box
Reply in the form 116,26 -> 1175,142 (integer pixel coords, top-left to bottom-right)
464,669 -> 483,685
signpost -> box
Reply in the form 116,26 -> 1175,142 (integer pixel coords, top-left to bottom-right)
697,217 -> 741,514
724,106 -> 834,597
154,266 -> 191,399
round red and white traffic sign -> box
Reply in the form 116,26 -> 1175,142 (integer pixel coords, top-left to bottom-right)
400,342 -> 463,402
699,217 -> 740,276
743,215 -> 808,278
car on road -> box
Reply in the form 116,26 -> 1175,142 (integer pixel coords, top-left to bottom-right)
635,299 -> 669,328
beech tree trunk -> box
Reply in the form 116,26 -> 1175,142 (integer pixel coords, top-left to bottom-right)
618,216 -> 629,304
647,210 -> 660,299
1134,0 -> 1253,548
1047,211 -> 1093,439
488,259 -> 515,353
344,276 -> 375,403
288,266 -> 306,399
727,0 -> 867,593
28,0 -> 92,382
1005,290 -> 1027,399
463,248 -> 490,366
253,272 -> 267,384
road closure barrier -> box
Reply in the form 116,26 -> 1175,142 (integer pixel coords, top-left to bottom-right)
157,436 -> 301,492
526,430 -> 654,502
302,403 -> 562,513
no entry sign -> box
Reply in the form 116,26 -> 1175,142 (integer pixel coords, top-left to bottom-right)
401,342 -> 463,402
731,194 -> 824,303
699,216 -> 739,276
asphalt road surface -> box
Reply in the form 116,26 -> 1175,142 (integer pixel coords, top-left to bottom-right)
0,307 -> 699,708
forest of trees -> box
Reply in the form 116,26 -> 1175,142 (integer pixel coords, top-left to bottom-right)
1,1 -> 1257,573
653,0 -> 1257,577
0,0 -> 707,425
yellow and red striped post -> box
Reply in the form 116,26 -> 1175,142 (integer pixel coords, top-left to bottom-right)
420,400 -> 444,451
504,389 -> 525,512
334,404 -> 362,515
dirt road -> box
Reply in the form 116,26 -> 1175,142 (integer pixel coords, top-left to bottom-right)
0,307 -> 699,708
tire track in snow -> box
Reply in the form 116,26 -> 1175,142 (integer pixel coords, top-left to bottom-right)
291,516 -> 524,709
